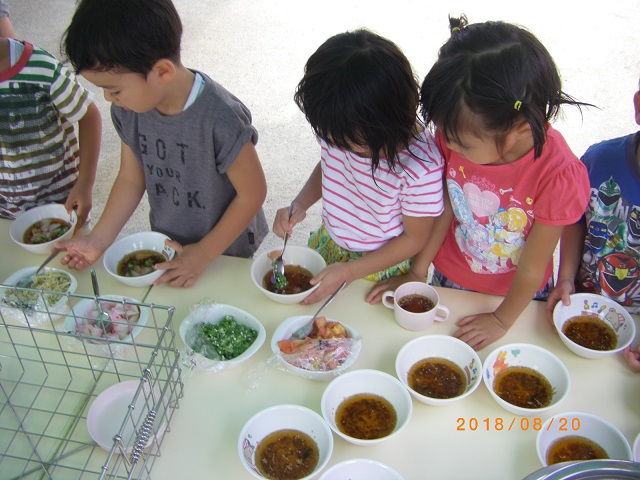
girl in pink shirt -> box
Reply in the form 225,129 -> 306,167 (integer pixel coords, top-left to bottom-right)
367,16 -> 591,351
273,30 -> 445,305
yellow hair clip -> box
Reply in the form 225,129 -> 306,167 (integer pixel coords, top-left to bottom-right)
513,100 -> 522,111
452,27 -> 461,33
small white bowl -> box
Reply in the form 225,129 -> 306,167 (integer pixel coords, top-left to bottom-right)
0,266 -> 77,326
633,432 -> 639,462
553,293 -> 636,359
250,246 -> 326,304
483,343 -> 570,416
179,303 -> 266,370
395,335 -> 482,406
271,315 -> 362,381
536,412 -> 632,466
238,404 -> 333,480
87,380 -> 167,453
319,459 -> 404,480
10,204 -> 77,254
103,232 -> 175,287
321,369 -> 413,446
65,295 -> 149,355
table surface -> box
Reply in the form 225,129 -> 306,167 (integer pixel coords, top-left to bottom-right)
1,219 -> 639,480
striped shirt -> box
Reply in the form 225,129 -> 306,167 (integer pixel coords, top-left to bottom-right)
0,40 -> 92,218
320,130 -> 445,252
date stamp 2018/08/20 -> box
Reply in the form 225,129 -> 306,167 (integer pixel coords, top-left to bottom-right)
456,417 -> 582,432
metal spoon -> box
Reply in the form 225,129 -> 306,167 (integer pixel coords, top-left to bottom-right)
34,248 -> 62,277
291,281 -> 347,339
90,268 -> 112,333
271,204 -> 294,286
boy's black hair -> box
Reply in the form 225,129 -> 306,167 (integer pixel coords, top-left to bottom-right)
294,29 -> 420,174
62,0 -> 182,75
420,16 -> 588,159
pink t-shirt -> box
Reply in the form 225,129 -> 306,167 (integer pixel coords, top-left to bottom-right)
320,130 -> 445,252
433,126 -> 590,296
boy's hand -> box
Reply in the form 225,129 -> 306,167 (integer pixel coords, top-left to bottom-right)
272,203 -> 306,239
56,235 -> 105,270
365,271 -> 423,304
623,345 -> 640,373
65,181 -> 93,229
545,279 -> 575,323
153,240 -> 209,288
453,312 -> 508,351
300,262 -> 353,305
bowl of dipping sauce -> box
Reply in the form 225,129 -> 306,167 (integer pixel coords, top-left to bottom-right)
553,293 -> 636,359
483,343 -> 570,417
10,203 -> 77,255
103,232 -> 175,287
250,246 -> 326,304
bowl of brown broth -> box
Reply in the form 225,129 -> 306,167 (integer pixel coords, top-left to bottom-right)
238,404 -> 333,480
321,369 -> 412,446
537,412 -> 632,467
10,203 -> 77,254
395,335 -> 482,406
251,246 -> 326,304
483,343 -> 570,416
553,293 -> 636,359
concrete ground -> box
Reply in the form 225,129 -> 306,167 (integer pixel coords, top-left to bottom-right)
8,0 -> 640,258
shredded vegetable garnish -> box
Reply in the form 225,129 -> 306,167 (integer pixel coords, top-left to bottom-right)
4,270 -> 71,308
190,315 -> 258,360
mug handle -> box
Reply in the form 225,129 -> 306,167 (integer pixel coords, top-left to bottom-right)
434,305 -> 450,322
381,290 -> 396,309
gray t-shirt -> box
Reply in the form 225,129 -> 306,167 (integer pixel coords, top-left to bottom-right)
0,0 -> 9,18
111,71 -> 268,257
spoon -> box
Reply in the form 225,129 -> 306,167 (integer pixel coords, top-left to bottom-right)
271,204 -> 294,287
90,268 -> 112,333
291,281 -> 347,339
34,248 -> 62,277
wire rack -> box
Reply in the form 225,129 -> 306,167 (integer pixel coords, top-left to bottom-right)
0,287 -> 184,480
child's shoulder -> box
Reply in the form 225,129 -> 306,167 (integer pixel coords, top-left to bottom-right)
582,132 -> 635,161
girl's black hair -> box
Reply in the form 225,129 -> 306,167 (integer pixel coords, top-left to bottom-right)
420,16 -> 588,158
294,29 -> 420,173
62,0 -> 182,75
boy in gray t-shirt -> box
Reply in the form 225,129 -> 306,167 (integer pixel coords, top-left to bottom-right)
57,0 -> 268,288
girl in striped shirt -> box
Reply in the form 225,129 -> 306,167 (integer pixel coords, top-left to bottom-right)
273,29 -> 445,305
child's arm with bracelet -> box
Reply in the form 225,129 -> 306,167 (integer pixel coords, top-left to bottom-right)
154,142 -> 267,287
454,222 -> 563,351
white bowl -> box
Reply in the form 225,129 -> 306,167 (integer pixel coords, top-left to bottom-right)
65,295 -> 149,355
321,369 -> 413,446
553,293 -> 636,359
0,266 -> 77,326
179,303 -> 266,370
10,203 -> 77,254
238,404 -> 333,480
250,246 -> 326,304
536,412 -> 632,466
395,335 -> 482,406
319,459 -> 404,480
87,380 -> 167,453
634,432 -> 640,462
483,343 -> 570,416
103,232 -> 175,287
271,315 -> 362,381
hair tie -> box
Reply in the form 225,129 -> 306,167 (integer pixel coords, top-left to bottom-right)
513,100 -> 522,111
451,27 -> 461,33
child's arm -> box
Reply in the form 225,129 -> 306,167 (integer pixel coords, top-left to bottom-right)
454,222 -> 563,350
545,222 -> 587,321
65,102 -> 101,229
154,141 -> 267,287
57,141 -> 146,269
273,162 -> 322,238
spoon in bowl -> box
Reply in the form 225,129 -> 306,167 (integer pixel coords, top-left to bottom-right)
90,268 -> 112,333
291,281 -> 347,339
271,204 -> 294,287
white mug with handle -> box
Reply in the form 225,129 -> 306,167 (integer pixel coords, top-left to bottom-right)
382,281 -> 450,331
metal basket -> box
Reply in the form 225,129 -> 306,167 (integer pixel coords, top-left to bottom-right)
0,288 -> 184,480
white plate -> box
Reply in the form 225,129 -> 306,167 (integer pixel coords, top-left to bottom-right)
87,380 -> 167,453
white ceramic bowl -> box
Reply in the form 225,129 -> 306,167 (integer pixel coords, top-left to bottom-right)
250,246 -> 326,304
103,232 -> 175,287
271,315 -> 362,381
321,369 -> 413,446
536,412 -> 632,466
0,266 -> 77,326
483,343 -> 570,416
10,203 -> 77,254
87,380 -> 167,453
238,404 -> 333,480
633,432 -> 640,462
319,459 -> 404,480
395,335 -> 482,406
179,303 -> 266,370
65,295 -> 149,355
553,293 -> 636,359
